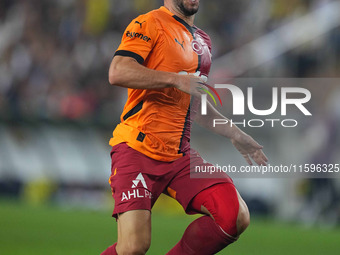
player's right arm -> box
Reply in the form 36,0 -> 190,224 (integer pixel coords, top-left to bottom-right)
109,55 -> 204,93
109,13 -> 203,93
195,100 -> 268,166
109,55 -> 185,90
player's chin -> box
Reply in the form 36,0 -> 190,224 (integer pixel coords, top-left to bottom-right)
187,6 -> 199,15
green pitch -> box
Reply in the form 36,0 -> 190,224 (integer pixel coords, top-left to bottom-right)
0,199 -> 339,255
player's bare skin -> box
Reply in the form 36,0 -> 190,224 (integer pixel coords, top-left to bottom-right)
116,210 -> 151,255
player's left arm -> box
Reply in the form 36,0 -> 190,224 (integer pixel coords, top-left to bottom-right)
194,100 -> 268,166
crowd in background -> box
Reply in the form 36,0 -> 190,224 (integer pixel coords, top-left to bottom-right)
1,0 -> 340,125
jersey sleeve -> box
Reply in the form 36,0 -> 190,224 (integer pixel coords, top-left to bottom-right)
114,14 -> 159,64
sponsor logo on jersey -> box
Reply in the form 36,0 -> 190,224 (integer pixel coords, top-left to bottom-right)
126,31 -> 151,42
121,173 -> 152,201
175,38 -> 185,50
134,20 -> 145,28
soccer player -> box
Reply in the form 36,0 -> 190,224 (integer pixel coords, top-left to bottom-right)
102,0 -> 268,254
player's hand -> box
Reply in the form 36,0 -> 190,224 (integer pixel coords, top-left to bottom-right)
230,130 -> 268,166
175,74 -> 206,97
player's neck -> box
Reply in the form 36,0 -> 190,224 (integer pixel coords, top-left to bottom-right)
163,4 -> 195,26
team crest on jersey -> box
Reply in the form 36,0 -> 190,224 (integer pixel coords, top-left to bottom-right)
121,173 -> 152,201
192,39 -> 203,55
192,32 -> 211,57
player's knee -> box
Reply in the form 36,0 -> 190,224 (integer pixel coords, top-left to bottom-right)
209,184 -> 250,238
198,183 -> 240,238
236,200 -> 250,235
117,239 -> 150,255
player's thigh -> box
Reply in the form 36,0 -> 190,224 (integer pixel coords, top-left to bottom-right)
166,149 -> 233,214
117,209 -> 151,253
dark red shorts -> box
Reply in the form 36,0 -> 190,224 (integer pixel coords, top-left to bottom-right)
109,143 -> 233,218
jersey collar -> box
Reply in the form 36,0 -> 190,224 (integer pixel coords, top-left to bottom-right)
160,6 -> 196,36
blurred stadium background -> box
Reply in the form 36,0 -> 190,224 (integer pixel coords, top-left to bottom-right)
0,0 -> 340,254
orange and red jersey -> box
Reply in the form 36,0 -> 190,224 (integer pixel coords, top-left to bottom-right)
110,6 -> 212,162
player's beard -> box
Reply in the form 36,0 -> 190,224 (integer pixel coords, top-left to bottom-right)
176,0 -> 199,17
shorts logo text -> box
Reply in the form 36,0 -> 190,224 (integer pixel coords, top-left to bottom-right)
121,173 -> 152,201
131,173 -> 147,188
